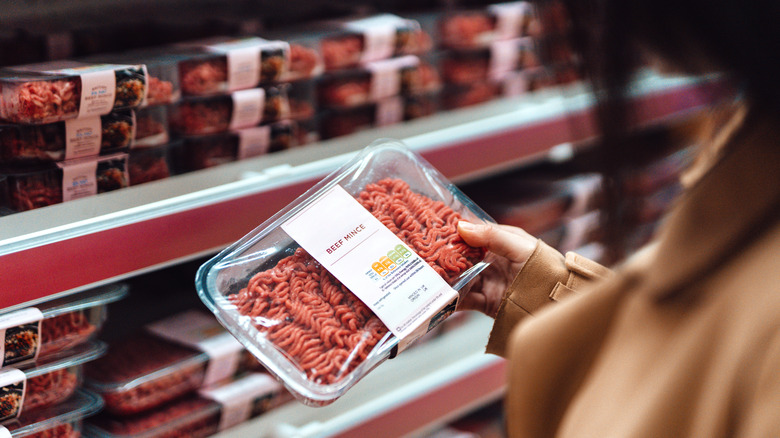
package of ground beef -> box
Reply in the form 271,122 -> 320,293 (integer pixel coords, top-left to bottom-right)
1,390 -> 103,438
0,62 -> 147,124
0,283 -> 128,365
0,153 -> 129,212
0,341 -> 106,424
196,140 -> 495,406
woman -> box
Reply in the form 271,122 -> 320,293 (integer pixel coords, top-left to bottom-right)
456,0 -> 779,436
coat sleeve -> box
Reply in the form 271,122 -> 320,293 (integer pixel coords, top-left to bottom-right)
485,239 -> 612,357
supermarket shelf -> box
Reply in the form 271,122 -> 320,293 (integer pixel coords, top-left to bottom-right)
0,72 -> 726,309
215,312 -> 504,438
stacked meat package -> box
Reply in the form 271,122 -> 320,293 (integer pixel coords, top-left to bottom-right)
81,309 -> 291,438
0,284 -> 128,438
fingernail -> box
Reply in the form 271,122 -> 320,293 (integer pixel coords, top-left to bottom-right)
458,221 -> 475,232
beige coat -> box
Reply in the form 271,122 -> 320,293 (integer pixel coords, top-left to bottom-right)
487,108 -> 780,437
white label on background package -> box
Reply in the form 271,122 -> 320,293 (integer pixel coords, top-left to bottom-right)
366,55 -> 419,100
58,158 -> 98,202
489,39 -> 521,81
0,308 -> 43,367
199,373 -> 281,430
236,126 -> 271,159
146,310 -> 244,387
0,368 -> 27,422
225,47 -> 262,91
64,117 -> 102,159
281,185 -> 458,352
488,2 -> 530,40
229,88 -> 265,129
375,96 -> 404,126
345,14 -> 406,62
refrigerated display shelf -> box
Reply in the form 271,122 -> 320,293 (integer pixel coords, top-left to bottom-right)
0,71 -> 726,309
214,311 -> 503,438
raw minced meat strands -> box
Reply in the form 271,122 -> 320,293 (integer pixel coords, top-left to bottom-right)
229,178 -> 486,385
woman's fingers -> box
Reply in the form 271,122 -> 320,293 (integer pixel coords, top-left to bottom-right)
458,221 -> 536,264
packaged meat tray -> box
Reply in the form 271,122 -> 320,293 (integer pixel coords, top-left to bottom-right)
0,61 -> 147,124
0,341 -> 106,423
84,310 -> 250,415
440,37 -> 540,84
440,82 -> 500,110
0,110 -> 134,164
0,153 -> 129,212
284,79 -> 316,121
292,116 -> 319,147
403,90 -> 442,120
0,283 -> 128,367
128,141 -> 177,186
319,97 -> 404,140
171,122 -> 294,172
195,140 -> 494,405
168,86 -> 288,136
84,50 -> 182,106
317,56 -> 437,108
83,373 -> 290,437
438,2 -> 535,49
182,37 -> 291,86
132,106 -> 169,148
1,390 -> 103,438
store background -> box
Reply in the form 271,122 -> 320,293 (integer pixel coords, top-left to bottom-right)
1,0 -> 727,436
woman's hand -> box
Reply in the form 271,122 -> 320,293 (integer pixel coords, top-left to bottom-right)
456,221 -> 537,318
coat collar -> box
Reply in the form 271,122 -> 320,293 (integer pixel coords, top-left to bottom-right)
627,107 -> 780,300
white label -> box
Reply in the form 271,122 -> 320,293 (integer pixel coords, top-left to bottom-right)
488,2 -> 529,40
375,97 -> 404,126
77,69 -> 117,117
146,310 -> 244,387
489,39 -> 521,81
229,88 -> 265,129
366,56 -> 419,100
236,126 -> 271,159
281,185 -> 458,352
199,373 -> 280,430
0,308 -> 43,367
0,426 -> 11,438
64,117 -> 102,159
225,47 -> 262,91
345,14 -> 407,62
58,159 -> 98,202
0,368 -> 26,422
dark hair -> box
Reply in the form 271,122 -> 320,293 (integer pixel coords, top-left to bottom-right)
543,0 -> 779,262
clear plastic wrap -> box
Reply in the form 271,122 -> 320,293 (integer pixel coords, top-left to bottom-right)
0,110 -> 134,164
319,97 -> 404,140
440,37 -> 540,84
2,390 -> 103,438
0,153 -> 129,212
195,140 -> 494,405
0,62 -> 147,124
132,106 -> 169,148
0,341 -> 107,423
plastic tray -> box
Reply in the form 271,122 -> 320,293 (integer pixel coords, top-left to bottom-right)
83,373 -> 290,437
195,140 -> 494,405
0,341 -> 107,423
316,56 -> 432,108
0,153 -> 129,212
83,333 -> 209,415
439,37 -> 540,84
0,62 -> 147,124
83,50 -> 182,106
168,85 -> 288,136
2,390 -> 103,438
182,37 -> 290,86
170,122 -> 294,172
0,110 -> 134,164
128,141 -> 177,186
319,97 -> 404,140
15,283 -> 129,360
132,106 -> 169,148
438,2 -> 536,49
